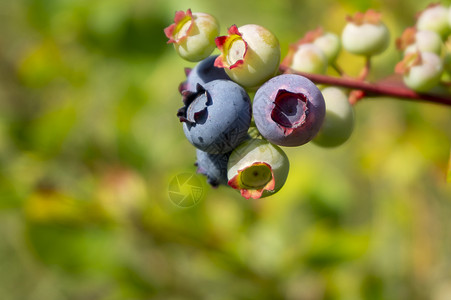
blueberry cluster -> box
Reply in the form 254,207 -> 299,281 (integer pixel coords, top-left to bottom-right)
395,3 -> 451,92
165,9 -> 355,199
175,55 -> 297,199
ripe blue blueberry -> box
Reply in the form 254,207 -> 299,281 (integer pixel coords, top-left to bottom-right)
177,80 -> 251,154
179,55 -> 231,93
195,149 -> 230,187
253,74 -> 325,147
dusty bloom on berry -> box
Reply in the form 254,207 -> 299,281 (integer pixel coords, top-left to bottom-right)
252,74 -> 326,147
164,9 -> 219,62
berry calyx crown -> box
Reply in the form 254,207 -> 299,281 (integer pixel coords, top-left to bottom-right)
346,9 -> 382,25
164,9 -> 194,44
214,25 -> 248,69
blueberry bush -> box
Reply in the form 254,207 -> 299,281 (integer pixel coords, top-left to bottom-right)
0,1 -> 451,299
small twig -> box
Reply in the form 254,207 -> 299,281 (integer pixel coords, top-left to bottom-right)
279,65 -> 451,107
358,56 -> 371,81
331,62 -> 346,77
349,90 -> 365,105
440,81 -> 451,87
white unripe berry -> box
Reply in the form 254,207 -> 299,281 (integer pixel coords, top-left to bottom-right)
341,10 -> 390,57
290,44 -> 328,74
398,52 -> 444,92
417,4 -> 450,39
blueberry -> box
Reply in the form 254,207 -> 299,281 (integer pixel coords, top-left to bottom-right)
179,55 -> 231,93
214,24 -> 281,88
227,138 -> 289,199
312,87 -> 355,148
164,9 -> 219,62
417,4 -> 450,39
285,43 -> 328,75
195,149 -> 230,187
341,10 -> 389,57
253,74 -> 325,147
313,31 -> 341,64
395,52 -> 444,92
177,80 -> 251,154
397,27 -> 442,56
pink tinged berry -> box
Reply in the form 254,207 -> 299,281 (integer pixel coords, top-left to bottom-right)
312,87 -> 355,148
215,25 -> 247,69
396,27 -> 443,55
215,24 -> 281,88
164,9 -> 219,62
341,10 -> 390,56
395,51 -> 443,92
228,162 -> 276,199
253,74 -> 325,147
416,3 -> 450,39
270,90 -> 308,133
227,139 -> 289,199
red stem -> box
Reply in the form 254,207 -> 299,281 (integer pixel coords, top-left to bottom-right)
279,65 -> 451,107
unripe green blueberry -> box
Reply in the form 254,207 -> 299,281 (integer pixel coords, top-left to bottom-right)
313,32 -> 341,63
443,39 -> 451,75
341,10 -> 390,56
449,6 -> 451,31
405,30 -> 443,55
289,43 -> 328,74
395,52 -> 444,92
313,87 -> 354,148
215,24 -> 281,88
417,4 -> 450,39
281,28 -> 339,72
164,9 -> 219,62
443,52 -> 451,76
227,138 -> 289,199
397,27 -> 443,55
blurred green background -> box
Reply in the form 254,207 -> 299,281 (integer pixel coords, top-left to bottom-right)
1,0 -> 451,299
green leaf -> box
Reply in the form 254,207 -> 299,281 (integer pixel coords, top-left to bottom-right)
29,102 -> 77,155
25,223 -> 118,275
